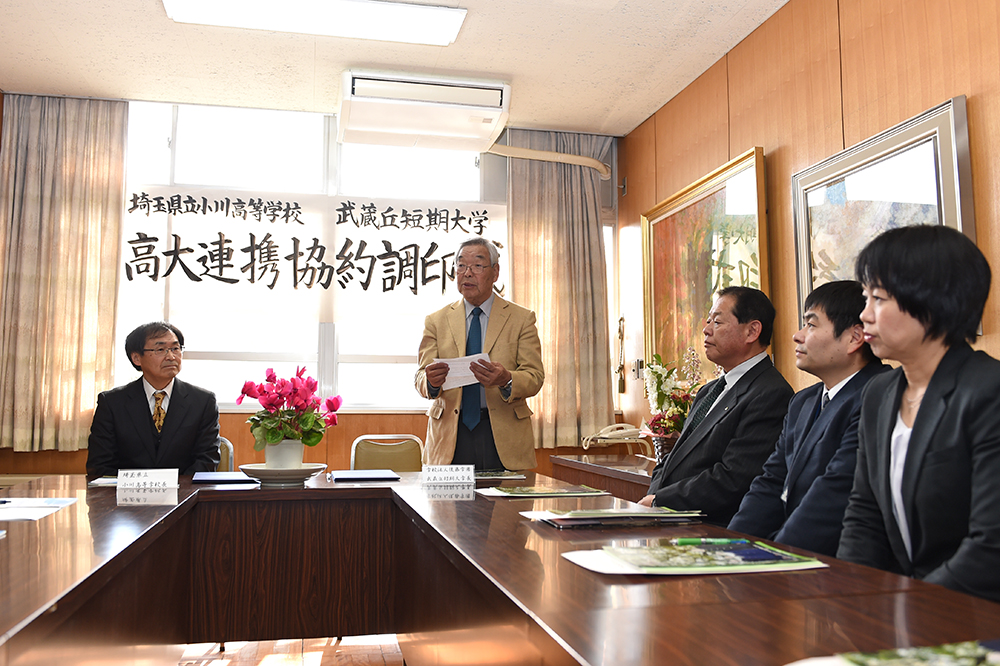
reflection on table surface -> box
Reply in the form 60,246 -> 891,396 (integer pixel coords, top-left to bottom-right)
551,453 -> 656,477
5,473 -> 1000,666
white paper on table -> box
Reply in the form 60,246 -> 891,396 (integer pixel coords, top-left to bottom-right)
562,549 -> 646,574
0,497 -> 77,521
434,353 -> 491,390
88,477 -> 118,487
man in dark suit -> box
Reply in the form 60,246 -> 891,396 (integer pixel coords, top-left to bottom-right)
86,321 -> 220,477
728,281 -> 887,556
639,287 -> 793,525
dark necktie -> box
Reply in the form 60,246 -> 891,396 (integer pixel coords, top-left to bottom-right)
685,377 -> 726,433
462,307 -> 484,431
821,391 -> 830,410
153,391 -> 166,432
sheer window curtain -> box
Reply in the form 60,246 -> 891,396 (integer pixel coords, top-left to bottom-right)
507,129 -> 615,449
0,95 -> 127,451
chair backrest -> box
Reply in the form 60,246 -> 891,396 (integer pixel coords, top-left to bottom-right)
218,436 -> 235,472
351,434 -> 423,472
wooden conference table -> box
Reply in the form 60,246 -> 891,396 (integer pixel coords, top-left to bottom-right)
550,453 -> 656,502
3,473 -> 1000,666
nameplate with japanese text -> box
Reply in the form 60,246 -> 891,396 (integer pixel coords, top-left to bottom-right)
116,486 -> 180,506
117,468 -> 179,489
423,483 -> 475,501
422,465 -> 475,484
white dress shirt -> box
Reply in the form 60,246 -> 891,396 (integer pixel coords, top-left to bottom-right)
142,377 -> 175,417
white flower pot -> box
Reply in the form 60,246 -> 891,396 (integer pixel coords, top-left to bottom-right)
265,439 -> 304,469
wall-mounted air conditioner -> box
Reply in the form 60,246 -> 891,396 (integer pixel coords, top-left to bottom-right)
337,71 -> 510,152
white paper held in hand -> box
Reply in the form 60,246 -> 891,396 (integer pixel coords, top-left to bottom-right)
434,353 -> 491,390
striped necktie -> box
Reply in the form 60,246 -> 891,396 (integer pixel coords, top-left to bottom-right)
684,377 -> 726,433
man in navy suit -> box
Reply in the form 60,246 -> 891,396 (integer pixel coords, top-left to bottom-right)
86,322 -> 220,477
639,287 -> 793,525
729,281 -> 886,556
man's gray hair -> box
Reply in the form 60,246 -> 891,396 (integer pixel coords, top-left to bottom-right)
457,237 -> 499,266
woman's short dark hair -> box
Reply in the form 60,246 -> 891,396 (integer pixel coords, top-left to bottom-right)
124,321 -> 185,371
717,286 -> 776,347
855,225 -> 991,346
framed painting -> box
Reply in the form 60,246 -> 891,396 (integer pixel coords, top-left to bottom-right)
791,96 -> 974,321
642,147 -> 767,378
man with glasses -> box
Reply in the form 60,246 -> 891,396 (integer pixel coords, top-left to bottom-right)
86,321 -> 221,477
415,238 -> 544,471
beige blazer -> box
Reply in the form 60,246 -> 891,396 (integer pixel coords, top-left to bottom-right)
414,296 -> 544,470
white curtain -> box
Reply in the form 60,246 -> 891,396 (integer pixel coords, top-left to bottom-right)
0,94 -> 127,451
507,128 -> 615,449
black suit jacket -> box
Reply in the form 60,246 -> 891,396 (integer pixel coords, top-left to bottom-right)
837,343 -> 1000,602
647,356 -> 793,525
86,378 -> 221,477
729,361 -> 888,556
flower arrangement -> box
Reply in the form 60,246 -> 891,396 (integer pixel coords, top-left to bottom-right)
643,348 -> 701,436
237,367 -> 342,451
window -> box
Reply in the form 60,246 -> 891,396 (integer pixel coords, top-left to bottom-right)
119,102 -> 505,411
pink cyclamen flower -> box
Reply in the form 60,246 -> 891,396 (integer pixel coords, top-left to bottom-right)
259,392 -> 284,412
324,412 -> 339,427
236,380 -> 260,404
324,395 -> 343,413
265,368 -> 277,383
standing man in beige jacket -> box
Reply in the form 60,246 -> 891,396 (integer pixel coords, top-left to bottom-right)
415,237 -> 544,471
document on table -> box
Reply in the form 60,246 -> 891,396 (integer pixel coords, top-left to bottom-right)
88,476 -> 118,487
0,497 -> 77,521
435,353 -> 491,390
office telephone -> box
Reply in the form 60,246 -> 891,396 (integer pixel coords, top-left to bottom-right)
581,423 -> 641,448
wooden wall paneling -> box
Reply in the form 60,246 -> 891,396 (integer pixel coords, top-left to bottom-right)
1,448 -> 87,475
840,0 -> 985,146
653,58 -> 731,204
840,0 -> 1000,360
620,58 -> 729,431
727,0 -> 845,389
617,116 -> 657,429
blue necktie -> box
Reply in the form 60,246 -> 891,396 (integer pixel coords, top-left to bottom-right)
462,307 -> 484,431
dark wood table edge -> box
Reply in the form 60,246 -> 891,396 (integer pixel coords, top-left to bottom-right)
549,455 -> 654,485
1,483 -> 200,656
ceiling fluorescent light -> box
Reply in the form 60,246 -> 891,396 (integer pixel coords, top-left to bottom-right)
161,0 -> 467,46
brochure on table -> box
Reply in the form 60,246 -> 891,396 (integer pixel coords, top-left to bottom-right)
564,540 -> 827,575
784,639 -> 1000,665
521,506 -> 703,528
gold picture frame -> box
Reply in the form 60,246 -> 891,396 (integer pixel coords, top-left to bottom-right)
642,147 -> 768,376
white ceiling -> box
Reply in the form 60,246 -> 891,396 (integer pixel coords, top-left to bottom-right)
0,0 -> 788,137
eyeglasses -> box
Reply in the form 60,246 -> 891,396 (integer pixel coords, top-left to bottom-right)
455,263 -> 491,275
142,346 -> 184,357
